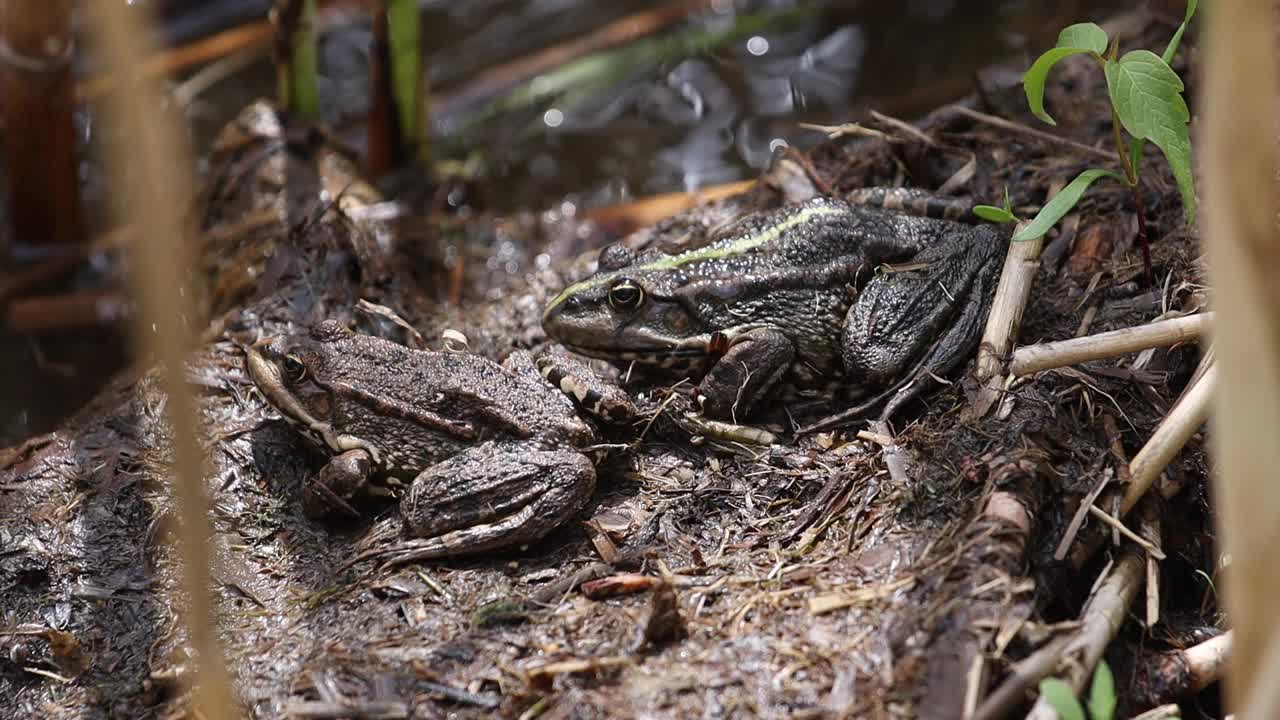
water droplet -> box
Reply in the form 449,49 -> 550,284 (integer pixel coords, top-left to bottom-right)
747,36 -> 769,56
543,108 -> 564,128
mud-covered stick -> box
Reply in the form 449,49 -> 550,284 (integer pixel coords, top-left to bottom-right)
1009,312 -> 1210,376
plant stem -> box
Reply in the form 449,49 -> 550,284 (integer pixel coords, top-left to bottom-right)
1111,108 -> 1154,287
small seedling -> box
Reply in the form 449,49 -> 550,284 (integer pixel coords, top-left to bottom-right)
1038,661 -> 1158,720
976,0 -> 1198,281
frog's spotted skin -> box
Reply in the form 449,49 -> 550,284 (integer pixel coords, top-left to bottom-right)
246,320 -> 600,562
542,194 -> 1009,424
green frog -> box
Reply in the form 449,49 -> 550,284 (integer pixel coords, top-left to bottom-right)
541,194 -> 1008,430
245,320 -> 627,561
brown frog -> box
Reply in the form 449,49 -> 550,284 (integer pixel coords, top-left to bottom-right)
245,320 -> 622,561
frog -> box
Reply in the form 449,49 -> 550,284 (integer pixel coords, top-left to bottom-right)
540,193 -> 1009,432
245,319 -> 622,561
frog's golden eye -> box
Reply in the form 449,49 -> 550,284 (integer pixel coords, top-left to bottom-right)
608,279 -> 644,310
283,355 -> 307,383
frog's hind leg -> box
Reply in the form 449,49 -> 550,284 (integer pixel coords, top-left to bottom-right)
352,441 -> 596,566
802,225 -> 1005,433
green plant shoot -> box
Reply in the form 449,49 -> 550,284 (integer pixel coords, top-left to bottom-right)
1038,660 -> 1133,720
973,186 -> 1018,223
1006,0 -> 1197,248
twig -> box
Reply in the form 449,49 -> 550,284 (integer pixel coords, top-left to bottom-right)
0,226 -> 132,304
972,222 -> 1042,417
972,635 -> 1072,720
76,20 -> 276,101
1137,500 -> 1161,628
1135,631 -> 1232,707
583,180 -> 754,230
869,110 -> 937,147
1053,469 -> 1112,561
7,290 -> 132,333
1025,551 -> 1146,719
954,106 -> 1115,162
1087,506 -> 1165,559
435,0 -> 711,115
1131,705 -> 1184,720
1010,313 -> 1210,376
1121,356 -> 1215,516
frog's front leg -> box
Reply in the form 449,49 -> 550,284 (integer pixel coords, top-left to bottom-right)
302,448 -> 373,519
391,441 -> 596,561
523,347 -> 639,424
697,327 -> 794,420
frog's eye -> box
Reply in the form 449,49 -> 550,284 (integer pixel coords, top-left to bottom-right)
283,355 -> 307,383
608,279 -> 644,310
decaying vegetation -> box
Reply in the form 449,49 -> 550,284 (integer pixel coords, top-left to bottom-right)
0,4 -> 1259,719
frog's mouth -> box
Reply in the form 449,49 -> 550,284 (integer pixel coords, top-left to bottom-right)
245,339 -> 384,466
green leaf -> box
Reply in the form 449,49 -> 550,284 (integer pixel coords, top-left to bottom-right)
1105,50 -> 1197,222
1038,678 -> 1086,720
974,206 -> 1017,223
1162,0 -> 1199,65
1024,46 -> 1099,126
1088,662 -> 1117,720
1057,22 -> 1108,54
1014,168 -> 1124,241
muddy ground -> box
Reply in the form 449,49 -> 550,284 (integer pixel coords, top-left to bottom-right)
0,7 -> 1218,720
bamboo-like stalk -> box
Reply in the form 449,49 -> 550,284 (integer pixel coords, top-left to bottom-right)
1009,313 -> 1210,376
1025,551 -> 1145,719
1183,631 -> 1233,693
83,2 -> 235,717
1120,358 -> 1215,516
1199,0 -> 1280,713
973,226 -> 1042,416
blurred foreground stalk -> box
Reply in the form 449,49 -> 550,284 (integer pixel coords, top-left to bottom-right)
1200,0 -> 1280,716
84,0 -> 236,716
0,0 -> 84,247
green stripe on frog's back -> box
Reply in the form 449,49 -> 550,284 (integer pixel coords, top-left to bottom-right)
546,200 -> 848,311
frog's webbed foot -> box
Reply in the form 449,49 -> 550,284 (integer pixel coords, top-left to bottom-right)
528,347 -> 639,425
352,442 -> 596,567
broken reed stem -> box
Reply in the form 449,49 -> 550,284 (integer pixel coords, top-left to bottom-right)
1009,312 -> 1210,376
1179,631 -> 1233,696
84,2 -> 234,717
973,226 -> 1042,416
972,635 -> 1072,720
1132,705 -> 1184,720
1025,550 -> 1145,720
1121,358 -> 1215,516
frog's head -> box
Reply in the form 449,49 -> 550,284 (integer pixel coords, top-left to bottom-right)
542,244 -> 716,373
245,321 -> 382,463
